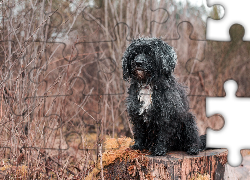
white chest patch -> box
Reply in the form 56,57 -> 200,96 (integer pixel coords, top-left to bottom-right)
138,85 -> 153,115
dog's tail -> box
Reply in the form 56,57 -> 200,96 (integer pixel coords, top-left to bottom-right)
199,134 -> 206,151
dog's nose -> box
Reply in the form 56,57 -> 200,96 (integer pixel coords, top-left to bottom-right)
136,60 -> 143,67
135,54 -> 145,67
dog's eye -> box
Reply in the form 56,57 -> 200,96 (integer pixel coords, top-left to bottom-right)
148,52 -> 153,57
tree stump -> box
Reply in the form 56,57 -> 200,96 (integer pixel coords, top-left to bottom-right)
102,148 -> 228,180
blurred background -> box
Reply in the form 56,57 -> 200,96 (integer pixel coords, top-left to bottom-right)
1,0 -> 248,179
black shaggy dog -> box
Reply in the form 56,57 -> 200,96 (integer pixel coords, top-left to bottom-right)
122,37 -> 205,156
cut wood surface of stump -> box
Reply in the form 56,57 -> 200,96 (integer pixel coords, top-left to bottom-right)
102,148 -> 228,180
148,148 -> 228,180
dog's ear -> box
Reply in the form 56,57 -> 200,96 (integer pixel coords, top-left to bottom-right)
122,40 -> 137,81
122,45 -> 131,81
156,40 -> 177,76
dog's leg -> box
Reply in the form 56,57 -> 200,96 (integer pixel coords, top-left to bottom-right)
183,113 -> 201,155
131,118 -> 148,151
148,121 -> 171,156
149,139 -> 168,156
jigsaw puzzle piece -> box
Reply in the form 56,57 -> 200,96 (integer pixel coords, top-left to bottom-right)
82,0 -> 131,42
186,24 -> 250,97
41,94 -> 101,147
64,130 -> 132,176
31,132 -> 89,178
63,109 -> 100,151
5,40 -> 79,116
165,21 -> 206,96
188,96 -> 224,135
22,40 -> 103,97
207,0 -> 250,41
81,0 -> 223,40
74,42 -> 126,96
148,0 -> 169,37
164,0 -> 224,40
24,41 -> 75,85
206,80 -> 250,167
224,150 -> 250,179
28,118 -> 102,177
82,0 -> 169,41
24,41 -> 125,98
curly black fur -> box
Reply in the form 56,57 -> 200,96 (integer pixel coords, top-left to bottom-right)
122,37 -> 204,156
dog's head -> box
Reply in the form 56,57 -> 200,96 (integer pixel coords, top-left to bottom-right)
122,38 -> 177,82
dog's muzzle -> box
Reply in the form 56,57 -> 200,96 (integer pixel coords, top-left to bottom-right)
134,54 -> 145,67
133,54 -> 148,80
136,70 -> 145,79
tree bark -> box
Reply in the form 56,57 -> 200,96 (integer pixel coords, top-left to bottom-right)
102,148 -> 228,180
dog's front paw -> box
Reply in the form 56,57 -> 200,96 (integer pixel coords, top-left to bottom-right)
131,143 -> 145,151
149,146 -> 168,156
187,144 -> 200,155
